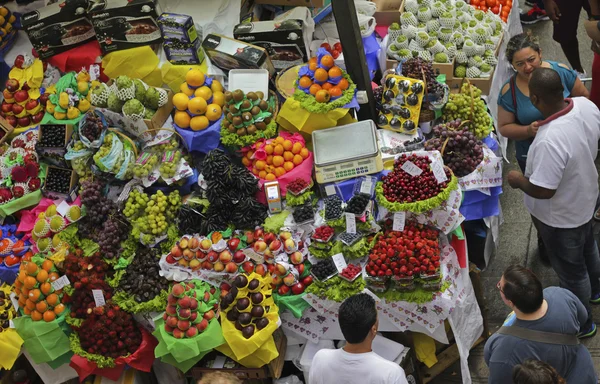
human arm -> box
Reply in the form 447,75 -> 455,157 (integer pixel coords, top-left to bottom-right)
542,0 -> 561,22
561,288 -> 589,329
571,78 -> 590,98
507,171 -> 557,199
557,63 -> 590,97
497,84 -> 539,140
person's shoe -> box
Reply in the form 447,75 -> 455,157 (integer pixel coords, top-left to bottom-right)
520,5 -> 550,24
578,323 -> 597,339
577,70 -> 591,82
590,293 -> 600,304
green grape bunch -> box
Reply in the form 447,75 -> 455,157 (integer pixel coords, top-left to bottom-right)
133,152 -> 159,178
124,190 -> 182,241
159,150 -> 182,179
442,83 -> 492,139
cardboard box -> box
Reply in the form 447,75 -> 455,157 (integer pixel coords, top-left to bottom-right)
202,33 -> 275,77
234,19 -> 307,71
42,166 -> 78,202
22,0 -> 96,60
144,88 -> 173,132
447,72 -> 495,96
373,0 -> 401,26
373,0 -> 404,11
433,60 -> 455,80
157,13 -> 199,44
163,38 -> 205,65
0,115 -> 14,146
89,0 -> 162,55
36,123 -> 74,168
255,0 -> 325,7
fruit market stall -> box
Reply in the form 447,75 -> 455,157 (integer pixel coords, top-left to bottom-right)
0,1 -> 502,383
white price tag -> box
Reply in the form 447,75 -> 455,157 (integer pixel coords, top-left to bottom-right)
51,275 -> 71,291
332,253 -> 347,273
307,253 -> 319,264
401,160 -> 423,176
345,213 -> 356,234
360,180 -> 373,195
325,185 -> 336,196
213,355 -> 227,369
9,293 -> 18,310
92,290 -> 105,307
393,212 -> 405,232
243,249 -> 264,264
9,320 -> 15,328
56,200 -> 70,217
362,288 -> 381,302
431,161 -> 448,183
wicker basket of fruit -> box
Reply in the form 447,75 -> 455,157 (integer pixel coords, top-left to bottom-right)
375,153 -> 458,214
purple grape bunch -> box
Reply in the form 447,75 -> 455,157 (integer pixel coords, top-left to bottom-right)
81,112 -> 104,142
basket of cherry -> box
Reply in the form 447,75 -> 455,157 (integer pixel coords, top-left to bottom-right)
339,264 -> 362,283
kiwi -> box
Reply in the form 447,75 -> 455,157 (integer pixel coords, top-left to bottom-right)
255,121 -> 266,130
251,106 -> 261,115
264,116 -> 272,125
242,112 -> 253,122
247,125 -> 257,135
224,91 -> 233,103
233,89 -> 244,102
241,99 -> 252,110
232,116 -> 243,127
227,124 -> 236,133
258,100 -> 269,111
237,127 -> 247,136
226,113 -> 233,122
229,105 -> 240,115
256,91 -> 264,100
246,92 -> 258,101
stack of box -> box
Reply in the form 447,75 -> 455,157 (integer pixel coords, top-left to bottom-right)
158,13 -> 205,65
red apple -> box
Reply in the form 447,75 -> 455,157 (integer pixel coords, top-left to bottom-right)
39,93 -> 49,106
32,111 -> 44,124
203,310 -> 215,321
186,327 -> 198,338
291,282 -> 305,295
289,251 -> 304,265
6,116 -> 17,128
233,250 -> 246,264
11,103 -> 23,115
14,90 -> 28,103
170,246 -> 183,259
207,251 -> 219,263
201,261 -> 213,270
5,79 -> 18,92
264,232 -> 276,245
220,282 -> 232,292
14,55 -> 24,69
165,254 -> 176,264
166,316 -> 178,328
245,230 -> 255,244
1,102 -> 12,114
3,89 -> 13,101
278,285 -> 290,295
172,329 -> 185,339
225,262 -> 237,273
283,272 -> 297,286
254,228 -> 264,240
17,116 -> 30,127
255,264 -> 267,276
228,238 -> 240,251
302,275 -> 314,287
25,99 -> 38,111
295,263 -> 305,275
241,261 -> 254,274
219,250 -> 233,263
22,82 -> 30,92
253,240 -> 267,253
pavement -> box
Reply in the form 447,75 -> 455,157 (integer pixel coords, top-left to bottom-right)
429,7 -> 600,383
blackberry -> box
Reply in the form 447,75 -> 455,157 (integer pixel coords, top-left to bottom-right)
345,193 -> 370,215
311,259 -> 337,280
293,203 -> 314,224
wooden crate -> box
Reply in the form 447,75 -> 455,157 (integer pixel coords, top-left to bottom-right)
0,115 -> 15,145
373,0 -> 402,27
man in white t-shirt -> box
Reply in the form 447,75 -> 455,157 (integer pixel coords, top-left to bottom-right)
507,67 -> 600,339
308,294 -> 408,384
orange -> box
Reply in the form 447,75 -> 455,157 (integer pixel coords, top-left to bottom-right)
25,299 -> 36,311
265,165 -> 275,174
272,155 -> 284,167
322,82 -> 333,91
292,142 -> 303,154
255,160 -> 266,171
190,115 -> 210,131
18,297 -> 26,307
328,66 -> 343,78
212,91 -> 225,107
205,104 -> 222,121
309,84 -> 322,95
246,150 -> 254,159
54,303 -> 66,315
180,83 -> 194,97
266,155 -> 273,165
299,76 -> 312,88
309,57 -> 318,67
338,78 -> 349,91
29,289 -> 42,302
41,282 -> 52,295
300,147 -> 309,159
43,311 -> 56,322
31,310 -> 42,321
23,251 -> 34,262
315,89 -> 330,103
258,170 -> 267,179
36,269 -> 48,283
274,144 -> 284,156
26,262 -> 38,275
173,93 -> 190,111
174,111 -> 191,128
320,55 -> 334,69
41,259 -> 53,272
283,140 -> 293,151
283,151 -> 294,161
252,168 -> 259,176
194,86 -> 212,101
46,293 -> 59,306
242,157 -> 251,167
330,87 -> 342,98
293,154 -> 304,166
265,173 -> 276,181
22,288 -> 30,298
314,68 -> 329,83
36,300 -> 48,313
211,80 -> 223,93
275,137 -> 285,144
265,144 -> 274,155
24,276 -> 36,289
188,97 -> 207,116
275,167 -> 286,177
18,270 -> 26,283
48,272 -> 59,282
186,69 -> 205,87
23,307 -> 31,316
309,61 -> 318,72
283,161 -> 294,172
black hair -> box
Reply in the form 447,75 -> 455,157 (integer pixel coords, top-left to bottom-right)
506,32 -> 541,63
502,265 -> 543,314
338,293 -> 377,344
529,68 -> 564,104
512,359 -> 566,384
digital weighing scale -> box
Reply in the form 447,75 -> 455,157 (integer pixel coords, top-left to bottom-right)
312,120 -> 384,184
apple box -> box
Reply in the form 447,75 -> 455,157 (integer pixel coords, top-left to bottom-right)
0,115 -> 14,146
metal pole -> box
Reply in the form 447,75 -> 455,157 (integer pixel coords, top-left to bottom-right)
332,0 -> 377,121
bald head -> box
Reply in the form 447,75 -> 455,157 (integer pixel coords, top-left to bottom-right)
529,68 -> 564,104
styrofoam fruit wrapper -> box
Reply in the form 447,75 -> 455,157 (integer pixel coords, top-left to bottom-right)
91,83 -> 110,107
418,50 -> 432,61
386,46 -> 401,61
115,82 -> 135,101
474,43 -> 486,56
33,219 -> 51,238
415,33 -> 430,47
36,237 -> 52,253
122,104 -> 146,121
156,88 -> 168,108
431,3 -> 446,18
430,41 -> 445,54
401,24 -> 417,39
480,71 -> 492,78
49,215 -> 67,232
66,205 -> 82,223
471,32 -> 487,45
466,66 -> 482,78
404,0 -> 420,13
400,12 -> 418,27
455,50 -> 468,63
0,238 -> 13,255
485,56 -> 498,66
426,19 -> 440,32
388,29 -> 403,46
417,8 -> 432,22
394,38 -> 409,50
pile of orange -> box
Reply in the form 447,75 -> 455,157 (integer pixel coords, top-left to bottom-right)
243,136 -> 310,180
14,258 -> 66,322
298,55 -> 349,103
470,0 -> 511,22
173,69 -> 224,131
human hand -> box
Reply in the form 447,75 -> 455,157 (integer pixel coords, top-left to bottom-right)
507,170 -> 523,189
543,0 -> 561,23
527,121 -> 539,137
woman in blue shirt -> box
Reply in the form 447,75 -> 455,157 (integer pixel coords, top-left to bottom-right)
497,32 -> 589,262
498,32 -> 589,172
